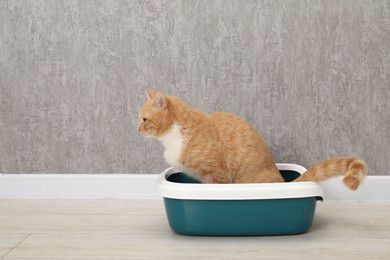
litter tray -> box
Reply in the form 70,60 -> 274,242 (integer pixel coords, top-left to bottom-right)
157,164 -> 324,236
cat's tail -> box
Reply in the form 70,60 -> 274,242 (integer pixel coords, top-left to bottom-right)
293,157 -> 367,190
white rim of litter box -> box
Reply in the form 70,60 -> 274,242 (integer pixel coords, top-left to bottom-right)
157,163 -> 324,200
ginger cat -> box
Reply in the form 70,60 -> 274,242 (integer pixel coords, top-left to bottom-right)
138,90 -> 367,190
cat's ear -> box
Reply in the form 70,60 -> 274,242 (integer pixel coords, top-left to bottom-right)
153,91 -> 167,110
146,89 -> 155,100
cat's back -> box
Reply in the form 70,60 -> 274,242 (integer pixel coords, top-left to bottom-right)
207,112 -> 259,138
207,112 -> 273,158
185,111 -> 260,151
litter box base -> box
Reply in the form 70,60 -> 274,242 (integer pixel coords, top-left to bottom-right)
164,197 -> 318,236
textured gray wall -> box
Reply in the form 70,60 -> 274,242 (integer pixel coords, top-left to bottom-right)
0,0 -> 389,175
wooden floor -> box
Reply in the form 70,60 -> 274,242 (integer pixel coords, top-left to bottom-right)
0,199 -> 389,259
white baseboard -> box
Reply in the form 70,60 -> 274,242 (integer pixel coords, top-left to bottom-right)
0,174 -> 389,200
0,174 -> 159,199
318,176 -> 389,200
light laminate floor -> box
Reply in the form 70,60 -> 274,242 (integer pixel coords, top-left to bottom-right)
0,199 -> 389,260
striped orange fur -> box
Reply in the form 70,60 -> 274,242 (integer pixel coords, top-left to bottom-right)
138,90 -> 367,190
293,158 -> 367,190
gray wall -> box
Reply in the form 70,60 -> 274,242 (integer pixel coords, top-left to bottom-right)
0,0 -> 389,175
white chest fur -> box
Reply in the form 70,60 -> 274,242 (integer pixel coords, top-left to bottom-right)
158,124 -> 185,167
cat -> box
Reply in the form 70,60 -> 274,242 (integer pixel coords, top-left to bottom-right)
138,90 -> 367,190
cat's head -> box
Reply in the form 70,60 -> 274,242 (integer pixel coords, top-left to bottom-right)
138,90 -> 173,138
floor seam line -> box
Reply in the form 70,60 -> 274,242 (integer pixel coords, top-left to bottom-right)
1,233 -> 32,259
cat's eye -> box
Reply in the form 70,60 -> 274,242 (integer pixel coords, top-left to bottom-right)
143,118 -> 147,122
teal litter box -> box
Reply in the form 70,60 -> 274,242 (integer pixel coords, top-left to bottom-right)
157,164 -> 324,236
